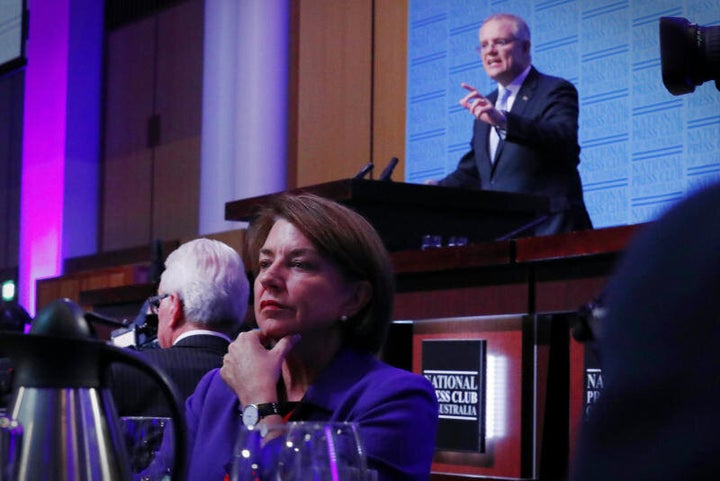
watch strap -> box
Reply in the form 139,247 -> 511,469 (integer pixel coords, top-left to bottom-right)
254,402 -> 282,418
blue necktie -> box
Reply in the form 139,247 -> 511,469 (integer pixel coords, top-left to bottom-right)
489,88 -> 511,162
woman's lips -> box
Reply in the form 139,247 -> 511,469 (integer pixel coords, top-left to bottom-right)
259,300 -> 286,310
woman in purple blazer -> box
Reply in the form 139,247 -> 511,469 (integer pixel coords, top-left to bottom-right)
183,193 -> 439,480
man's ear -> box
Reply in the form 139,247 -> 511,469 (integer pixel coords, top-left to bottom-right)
167,293 -> 184,328
522,39 -> 532,55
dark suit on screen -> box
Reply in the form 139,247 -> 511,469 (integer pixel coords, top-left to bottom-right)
439,67 -> 592,236
111,333 -> 230,417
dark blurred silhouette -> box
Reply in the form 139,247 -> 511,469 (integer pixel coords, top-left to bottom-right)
0,300 -> 31,332
570,182 -> 720,481
0,301 -> 32,412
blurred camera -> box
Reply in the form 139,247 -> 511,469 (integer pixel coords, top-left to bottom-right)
572,296 -> 607,343
660,17 -> 720,95
110,313 -> 159,349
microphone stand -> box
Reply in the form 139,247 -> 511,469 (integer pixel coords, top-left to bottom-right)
495,213 -> 553,241
353,161 -> 374,179
379,157 -> 399,181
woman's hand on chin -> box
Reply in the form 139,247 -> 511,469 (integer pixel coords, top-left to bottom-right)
220,330 -> 301,404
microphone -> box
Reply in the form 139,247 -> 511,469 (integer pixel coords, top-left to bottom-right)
379,157 -> 399,181
353,161 -> 374,179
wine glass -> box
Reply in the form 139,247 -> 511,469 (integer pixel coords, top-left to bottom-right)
277,422 -> 367,481
231,423 -> 283,481
0,416 -> 22,481
231,422 -> 370,481
120,416 -> 174,481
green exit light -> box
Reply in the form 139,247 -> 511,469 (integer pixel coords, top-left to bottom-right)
2,280 -> 16,301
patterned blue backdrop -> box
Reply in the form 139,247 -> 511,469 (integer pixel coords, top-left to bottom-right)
406,0 -> 720,228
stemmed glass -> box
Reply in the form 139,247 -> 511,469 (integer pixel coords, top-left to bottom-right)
120,416 -> 174,481
0,417 -> 22,481
231,422 -> 370,481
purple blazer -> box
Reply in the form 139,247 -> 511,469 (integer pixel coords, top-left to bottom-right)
184,348 -> 439,480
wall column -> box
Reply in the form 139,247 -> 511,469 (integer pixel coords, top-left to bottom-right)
199,0 -> 290,235
19,0 -> 102,314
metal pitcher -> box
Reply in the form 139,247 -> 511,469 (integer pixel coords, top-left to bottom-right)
0,299 -> 186,480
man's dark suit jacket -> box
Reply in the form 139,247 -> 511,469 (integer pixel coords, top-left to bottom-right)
110,334 -> 229,417
439,66 -> 592,236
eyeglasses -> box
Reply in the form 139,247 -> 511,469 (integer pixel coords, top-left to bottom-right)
147,294 -> 169,315
476,38 -> 516,52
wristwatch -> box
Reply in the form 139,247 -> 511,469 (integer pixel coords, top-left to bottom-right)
242,402 -> 282,427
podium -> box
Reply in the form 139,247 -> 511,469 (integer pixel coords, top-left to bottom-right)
225,179 -> 550,251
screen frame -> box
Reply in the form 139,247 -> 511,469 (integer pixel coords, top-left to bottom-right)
0,0 -> 28,76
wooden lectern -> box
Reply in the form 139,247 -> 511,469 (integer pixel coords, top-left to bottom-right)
225,179 -> 550,251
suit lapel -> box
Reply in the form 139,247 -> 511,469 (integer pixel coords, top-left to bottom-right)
508,66 -> 539,118
491,67 -> 540,173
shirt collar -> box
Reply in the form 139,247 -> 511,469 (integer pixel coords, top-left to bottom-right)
499,64 -> 532,97
173,329 -> 232,345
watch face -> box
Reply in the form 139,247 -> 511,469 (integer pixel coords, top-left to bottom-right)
242,405 -> 259,426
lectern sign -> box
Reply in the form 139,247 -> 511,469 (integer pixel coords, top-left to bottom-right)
584,346 -> 603,418
422,339 -> 486,452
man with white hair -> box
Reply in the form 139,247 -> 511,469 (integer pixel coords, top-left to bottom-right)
111,237 -> 250,417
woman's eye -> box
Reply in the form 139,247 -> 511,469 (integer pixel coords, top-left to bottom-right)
258,259 -> 272,269
291,260 -> 313,270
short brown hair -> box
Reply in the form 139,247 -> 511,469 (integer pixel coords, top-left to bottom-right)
244,193 -> 395,352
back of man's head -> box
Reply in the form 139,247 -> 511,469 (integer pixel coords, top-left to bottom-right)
159,238 -> 250,334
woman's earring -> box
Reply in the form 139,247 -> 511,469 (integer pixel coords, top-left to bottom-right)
340,315 -> 348,322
